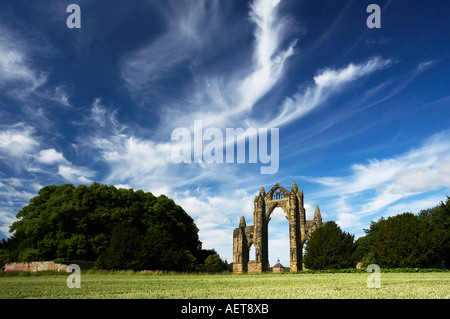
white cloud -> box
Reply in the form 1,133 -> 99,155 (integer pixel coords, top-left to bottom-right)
0,124 -> 39,158
417,60 -> 434,71
336,212 -> 361,229
176,196 -> 228,226
237,0 -> 296,113
120,0 -> 298,133
307,130 -> 450,218
91,98 -> 108,126
396,160 -> 450,193
304,203 -> 315,220
7,178 -> 23,188
314,57 -> 391,87
35,85 -> 71,107
31,183 -> 43,192
120,0 -> 224,92
264,56 -> 392,128
58,164 -> 95,184
0,209 -> 16,236
0,27 -> 47,94
192,0 -> 297,129
0,26 -> 74,107
92,132 -> 175,193
35,149 -> 67,165
53,86 -> 70,106
177,189 -> 254,224
90,98 -> 121,129
0,179 -> 36,207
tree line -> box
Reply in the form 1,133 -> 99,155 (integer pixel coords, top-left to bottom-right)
0,183 -> 226,271
303,196 -> 450,270
1,182 -> 448,271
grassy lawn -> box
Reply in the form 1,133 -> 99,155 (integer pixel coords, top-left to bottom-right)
0,272 -> 449,299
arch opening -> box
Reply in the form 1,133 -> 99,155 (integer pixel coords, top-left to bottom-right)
248,243 -> 256,262
268,206 -> 289,269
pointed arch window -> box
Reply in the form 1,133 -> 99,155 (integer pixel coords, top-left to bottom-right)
272,189 -> 284,200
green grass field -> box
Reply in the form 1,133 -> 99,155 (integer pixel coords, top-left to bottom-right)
0,272 -> 449,299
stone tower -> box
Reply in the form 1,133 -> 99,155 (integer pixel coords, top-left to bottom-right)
232,182 -> 323,273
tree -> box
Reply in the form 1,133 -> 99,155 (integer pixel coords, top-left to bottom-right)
4,183 -> 202,271
101,221 -> 142,270
303,221 -> 356,270
194,248 -> 218,265
138,224 -> 196,271
205,253 -> 227,271
360,201 -> 450,268
370,213 -> 423,268
419,197 -> 450,268
354,234 -> 375,267
0,238 -> 10,266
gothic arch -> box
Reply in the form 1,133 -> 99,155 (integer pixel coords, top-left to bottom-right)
233,182 -> 324,273
265,201 -> 288,221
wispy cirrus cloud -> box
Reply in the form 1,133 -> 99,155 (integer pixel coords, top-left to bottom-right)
0,26 -> 47,96
188,0 -> 298,128
262,56 -> 392,128
57,164 -> 95,184
0,123 -> 95,234
120,0 -> 298,131
122,0 -> 393,139
93,135 -> 172,187
0,122 -> 94,184
236,0 -> 297,115
94,0 -> 298,196
303,130 -> 450,228
0,23 -> 74,111
121,0 -> 226,93
106,1 -> 397,240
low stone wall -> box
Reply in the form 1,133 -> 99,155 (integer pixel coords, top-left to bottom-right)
4,261 -> 68,272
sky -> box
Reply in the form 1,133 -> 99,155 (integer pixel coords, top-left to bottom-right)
0,0 -> 449,267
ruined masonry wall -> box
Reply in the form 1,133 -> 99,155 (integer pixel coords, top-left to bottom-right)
4,261 -> 68,272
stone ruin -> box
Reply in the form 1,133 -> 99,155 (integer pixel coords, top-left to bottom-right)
233,182 -> 323,273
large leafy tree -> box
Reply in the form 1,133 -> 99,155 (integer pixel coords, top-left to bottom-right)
303,221 -> 356,270
3,183 -> 202,271
418,197 -> 450,267
370,213 -> 424,267
356,197 -> 450,268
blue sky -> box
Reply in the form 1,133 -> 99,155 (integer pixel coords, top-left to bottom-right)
0,0 -> 449,266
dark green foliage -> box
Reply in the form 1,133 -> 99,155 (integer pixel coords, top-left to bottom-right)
357,197 -> 450,268
418,196 -> 450,267
138,224 -> 196,271
0,239 -> 10,266
204,254 -> 223,266
2,183 -> 202,271
101,221 -> 142,270
194,248 -> 218,265
303,221 -> 356,270
204,253 -> 228,271
370,213 -> 424,267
